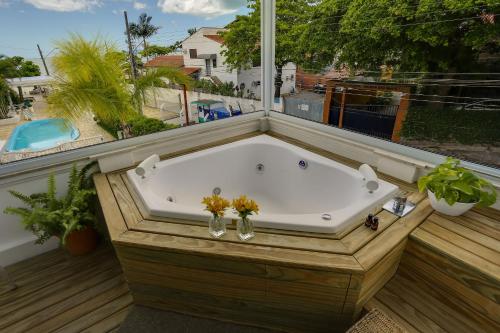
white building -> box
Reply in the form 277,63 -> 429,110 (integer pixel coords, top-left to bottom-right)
181,27 -> 296,99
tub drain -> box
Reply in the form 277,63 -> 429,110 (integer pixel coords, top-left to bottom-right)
212,187 -> 222,195
256,163 -> 264,174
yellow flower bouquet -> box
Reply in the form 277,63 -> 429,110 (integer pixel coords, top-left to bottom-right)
202,194 -> 230,218
232,195 -> 259,219
202,194 -> 230,238
232,195 -> 259,241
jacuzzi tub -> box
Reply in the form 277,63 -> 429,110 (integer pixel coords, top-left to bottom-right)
127,135 -> 399,234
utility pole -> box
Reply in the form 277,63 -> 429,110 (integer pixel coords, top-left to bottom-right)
124,11 -> 137,81
124,10 -> 142,114
37,44 -> 50,76
182,85 -> 190,126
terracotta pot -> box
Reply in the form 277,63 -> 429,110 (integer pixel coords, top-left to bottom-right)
64,227 -> 98,256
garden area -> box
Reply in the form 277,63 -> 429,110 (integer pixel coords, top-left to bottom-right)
401,105 -> 500,167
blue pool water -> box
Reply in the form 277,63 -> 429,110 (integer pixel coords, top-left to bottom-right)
5,118 -> 80,152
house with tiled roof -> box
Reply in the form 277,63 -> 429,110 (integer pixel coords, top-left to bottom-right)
144,55 -> 201,77
180,27 -> 296,99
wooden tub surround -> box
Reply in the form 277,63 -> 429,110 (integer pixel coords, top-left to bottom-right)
94,133 -> 437,333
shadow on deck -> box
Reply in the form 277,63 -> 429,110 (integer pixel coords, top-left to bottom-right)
0,245 -> 132,333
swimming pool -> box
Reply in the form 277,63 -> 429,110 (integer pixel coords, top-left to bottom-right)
5,118 -> 80,152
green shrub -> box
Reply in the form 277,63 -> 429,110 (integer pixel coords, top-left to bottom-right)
97,114 -> 178,139
128,116 -> 178,136
401,106 -> 500,145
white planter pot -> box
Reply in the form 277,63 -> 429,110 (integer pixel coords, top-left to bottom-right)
427,190 -> 475,216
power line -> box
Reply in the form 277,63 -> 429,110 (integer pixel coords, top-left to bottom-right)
307,4 -> 500,23
297,87 -> 500,106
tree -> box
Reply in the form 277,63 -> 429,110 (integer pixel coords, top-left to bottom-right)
187,28 -> 198,36
221,0 -> 313,97
18,60 -> 41,77
302,0 -> 500,73
141,42 -> 181,58
48,34 -> 192,124
0,55 -> 20,117
129,13 -> 160,60
0,55 -> 41,78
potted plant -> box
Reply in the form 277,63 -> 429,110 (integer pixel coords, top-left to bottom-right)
418,158 -> 497,216
4,163 -> 100,255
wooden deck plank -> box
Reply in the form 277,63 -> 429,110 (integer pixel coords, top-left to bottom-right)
438,211 -> 500,242
370,286 -> 446,333
411,228 -> 500,281
420,219 -> 500,265
3,276 -> 129,333
400,251 -> 500,325
390,270 -> 499,333
116,231 -> 363,273
428,213 -> 500,252
79,305 -> 132,333
94,173 -> 128,240
0,246 -> 114,308
0,246 -> 132,333
52,293 -> 133,333
108,173 -> 143,228
133,219 -> 351,254
364,297 -> 422,333
0,260 -> 121,328
354,200 -> 433,270
341,192 -> 424,253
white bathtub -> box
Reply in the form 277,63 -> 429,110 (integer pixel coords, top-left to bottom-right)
127,135 -> 399,234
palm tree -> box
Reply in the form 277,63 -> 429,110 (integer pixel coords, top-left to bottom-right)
48,34 -> 192,123
0,55 -> 17,118
129,13 -> 160,61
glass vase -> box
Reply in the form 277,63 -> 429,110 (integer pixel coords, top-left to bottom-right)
237,216 -> 255,241
208,215 -> 226,238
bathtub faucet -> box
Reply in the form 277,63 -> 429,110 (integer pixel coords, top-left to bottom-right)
135,154 -> 160,179
358,164 -> 379,193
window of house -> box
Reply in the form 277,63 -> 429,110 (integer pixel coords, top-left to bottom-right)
189,49 -> 198,59
212,58 -> 217,68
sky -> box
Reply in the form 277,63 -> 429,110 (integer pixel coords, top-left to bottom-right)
0,0 -> 249,60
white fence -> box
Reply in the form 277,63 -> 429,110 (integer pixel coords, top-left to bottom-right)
144,87 -> 283,117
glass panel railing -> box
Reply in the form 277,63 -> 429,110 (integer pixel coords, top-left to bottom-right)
270,0 -> 500,169
0,2 -> 260,165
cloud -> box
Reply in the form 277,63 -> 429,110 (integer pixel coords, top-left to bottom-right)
23,0 -> 102,12
0,0 -> 10,8
157,0 -> 245,17
133,1 -> 146,10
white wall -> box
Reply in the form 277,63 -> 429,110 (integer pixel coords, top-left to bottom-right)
145,87 -> 265,118
237,62 -> 296,100
182,28 -> 238,84
237,67 -> 262,99
280,62 -> 297,95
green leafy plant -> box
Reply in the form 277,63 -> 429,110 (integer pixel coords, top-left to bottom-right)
418,158 -> 497,207
4,163 -> 98,245
128,115 -> 178,136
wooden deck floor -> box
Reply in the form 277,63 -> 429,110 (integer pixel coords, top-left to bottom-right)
365,208 -> 500,333
0,245 -> 133,333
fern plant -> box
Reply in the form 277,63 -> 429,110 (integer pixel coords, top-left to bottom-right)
4,162 -> 98,245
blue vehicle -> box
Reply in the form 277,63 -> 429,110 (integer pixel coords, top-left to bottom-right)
191,100 -> 232,123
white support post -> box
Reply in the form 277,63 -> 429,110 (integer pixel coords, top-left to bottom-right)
261,0 -> 276,116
